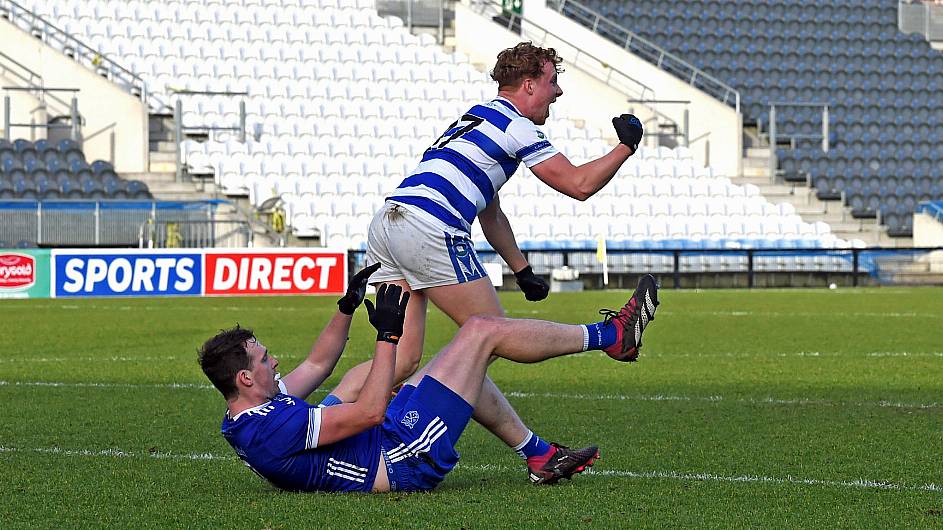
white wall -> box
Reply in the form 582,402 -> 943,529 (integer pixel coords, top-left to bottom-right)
0,19 -> 148,172
914,213 -> 943,246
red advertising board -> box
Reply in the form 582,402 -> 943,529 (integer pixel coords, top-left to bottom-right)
0,253 -> 36,290
204,250 -> 346,296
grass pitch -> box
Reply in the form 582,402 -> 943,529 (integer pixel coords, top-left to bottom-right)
1,287 -> 941,529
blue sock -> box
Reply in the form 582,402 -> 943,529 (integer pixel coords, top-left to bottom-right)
513,431 -> 552,459
581,321 -> 618,351
318,393 -> 343,408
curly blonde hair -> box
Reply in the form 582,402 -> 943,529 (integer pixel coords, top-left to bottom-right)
490,42 -> 564,89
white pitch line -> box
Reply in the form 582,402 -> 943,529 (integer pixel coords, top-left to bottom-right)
0,380 -> 939,410
0,356 -> 181,364
654,310 -> 943,319
0,445 -> 938,493
0,380 -> 215,390
0,446 -> 229,461
470,464 -> 943,493
503,390 -> 943,410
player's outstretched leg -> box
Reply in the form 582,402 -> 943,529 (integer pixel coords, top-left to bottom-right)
599,274 -> 660,361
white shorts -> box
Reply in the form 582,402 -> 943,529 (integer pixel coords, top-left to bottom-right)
365,201 -> 489,290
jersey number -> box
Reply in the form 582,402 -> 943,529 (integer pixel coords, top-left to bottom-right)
427,114 -> 484,151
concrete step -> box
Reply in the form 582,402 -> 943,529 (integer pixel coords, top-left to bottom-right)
741,165 -> 770,178
742,157 -> 769,169
149,140 -> 176,151
731,175 -> 775,186
145,181 -> 205,194
150,151 -> 177,162
825,221 -> 875,233
745,147 -> 771,158
746,184 -> 797,196
123,171 -> 176,183
149,161 -> 176,173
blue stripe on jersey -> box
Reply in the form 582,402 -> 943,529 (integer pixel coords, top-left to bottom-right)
398,172 -> 478,223
468,105 -> 512,132
516,140 -> 552,159
464,129 -> 520,178
492,98 -> 523,116
420,148 -> 496,201
385,196 -> 468,232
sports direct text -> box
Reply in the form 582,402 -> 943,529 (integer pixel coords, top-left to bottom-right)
205,252 -> 345,295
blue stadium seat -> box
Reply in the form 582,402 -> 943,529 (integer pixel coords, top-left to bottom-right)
90,159 -> 115,175
126,180 -> 150,198
58,140 -> 84,165
81,179 -> 106,198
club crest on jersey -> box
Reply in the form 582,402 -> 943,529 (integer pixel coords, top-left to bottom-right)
401,410 -> 420,429
445,233 -> 485,283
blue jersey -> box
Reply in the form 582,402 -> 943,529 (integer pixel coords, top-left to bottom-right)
221,393 -> 381,493
388,97 -> 559,233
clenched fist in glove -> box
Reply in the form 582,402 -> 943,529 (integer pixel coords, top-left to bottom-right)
612,113 -> 643,153
514,265 -> 549,302
364,283 -> 410,344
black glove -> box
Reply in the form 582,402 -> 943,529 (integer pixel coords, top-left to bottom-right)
612,113 -> 643,152
337,262 -> 381,315
514,265 -> 549,302
363,283 -> 410,344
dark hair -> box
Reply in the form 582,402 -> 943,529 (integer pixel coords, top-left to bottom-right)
198,325 -> 255,400
490,42 -> 564,89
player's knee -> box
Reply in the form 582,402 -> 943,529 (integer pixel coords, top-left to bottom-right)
461,315 -> 504,348
463,314 -> 499,332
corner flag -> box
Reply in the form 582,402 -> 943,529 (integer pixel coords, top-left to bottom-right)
596,235 -> 608,286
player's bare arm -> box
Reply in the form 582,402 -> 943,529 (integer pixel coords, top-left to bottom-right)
279,311 -> 354,399
530,146 -> 633,201
530,113 -> 643,200
479,198 -> 550,301
315,284 -> 409,446
478,197 -> 529,273
280,263 -> 380,398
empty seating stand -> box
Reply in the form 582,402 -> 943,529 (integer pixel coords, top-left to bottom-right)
10,0 -> 860,252
0,138 -> 151,199
566,0 -> 943,237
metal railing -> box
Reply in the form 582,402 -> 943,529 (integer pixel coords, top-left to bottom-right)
469,0 -> 687,139
0,0 -> 146,102
171,90 -> 248,184
0,50 -> 42,94
139,219 -> 252,249
471,0 -> 654,104
544,0 -> 740,113
350,246 -> 943,288
0,199 -> 221,248
767,102 -> 830,183
3,87 -> 80,142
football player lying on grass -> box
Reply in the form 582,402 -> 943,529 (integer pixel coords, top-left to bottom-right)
198,264 -> 659,492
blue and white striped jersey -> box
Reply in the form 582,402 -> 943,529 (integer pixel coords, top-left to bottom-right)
221,393 -> 381,493
387,97 -> 559,233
